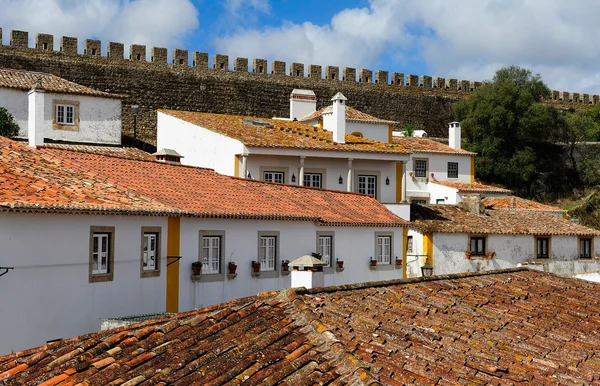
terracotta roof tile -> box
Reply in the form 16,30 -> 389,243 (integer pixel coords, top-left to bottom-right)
160,109 -> 408,155
0,68 -> 121,99
411,204 -> 599,235
482,196 -> 566,213
4,269 -> 600,385
392,136 -> 476,156
431,181 -> 512,194
40,143 -> 155,161
299,105 -> 398,124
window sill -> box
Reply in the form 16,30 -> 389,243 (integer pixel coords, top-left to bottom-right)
89,273 -> 113,283
190,273 -> 224,283
52,123 -> 79,131
369,264 -> 394,271
141,270 -> 160,278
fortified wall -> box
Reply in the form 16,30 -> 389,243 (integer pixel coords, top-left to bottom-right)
0,28 -> 595,145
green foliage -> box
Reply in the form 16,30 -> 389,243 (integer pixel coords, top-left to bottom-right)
402,123 -> 415,137
0,107 -> 19,138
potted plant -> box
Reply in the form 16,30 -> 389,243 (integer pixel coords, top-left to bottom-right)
465,251 -> 472,259
281,260 -> 290,272
228,262 -> 237,274
336,259 -> 344,269
395,257 -> 403,266
192,261 -> 202,275
370,257 -> 377,267
251,261 -> 261,273
487,251 -> 495,259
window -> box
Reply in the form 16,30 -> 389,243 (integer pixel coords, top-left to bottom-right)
579,238 -> 592,259
259,236 -> 277,271
536,237 -> 550,259
447,162 -> 459,178
202,236 -> 221,274
53,100 -> 79,130
89,226 -> 114,282
469,236 -> 486,255
412,199 -> 427,205
376,235 -> 392,264
303,173 -> 322,188
414,159 -> 428,178
141,227 -> 161,278
318,235 -> 333,266
406,236 -> 413,253
436,199 -> 445,204
263,171 -> 284,184
56,104 -> 75,125
358,175 -> 377,197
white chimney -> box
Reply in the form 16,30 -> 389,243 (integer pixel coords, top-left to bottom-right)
28,81 -> 45,147
448,121 -> 461,149
153,149 -> 184,164
289,255 -> 326,289
290,89 -> 316,121
331,92 -> 347,144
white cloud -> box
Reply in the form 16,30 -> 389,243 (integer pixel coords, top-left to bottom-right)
0,0 -> 199,56
214,0 -> 600,93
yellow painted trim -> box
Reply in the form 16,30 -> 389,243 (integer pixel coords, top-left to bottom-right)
470,156 -> 475,183
388,124 -> 393,144
166,216 -> 181,313
423,232 -> 434,267
402,228 -> 408,278
233,155 -> 240,177
395,162 -> 403,203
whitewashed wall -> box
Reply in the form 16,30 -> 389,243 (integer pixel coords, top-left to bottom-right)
405,153 -> 472,199
406,229 -> 425,277
0,88 -> 121,145
178,218 -> 405,311
427,183 -> 460,204
0,212 -> 168,355
346,122 -> 389,143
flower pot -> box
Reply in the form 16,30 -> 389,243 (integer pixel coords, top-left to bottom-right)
336,261 -> 344,269
370,260 -> 377,267
228,263 -> 237,274
465,252 -> 471,260
487,252 -> 495,259
281,262 -> 289,272
191,263 -> 202,275
252,262 -> 261,273
395,259 -> 402,266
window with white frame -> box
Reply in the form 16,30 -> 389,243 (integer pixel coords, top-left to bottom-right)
142,233 -> 158,271
202,236 -> 221,274
376,235 -> 392,264
447,162 -> 459,178
358,175 -> 377,197
56,103 -> 76,125
259,236 -> 277,271
92,233 -> 110,275
263,171 -> 284,184
414,159 -> 428,178
303,173 -> 322,188
318,235 -> 333,266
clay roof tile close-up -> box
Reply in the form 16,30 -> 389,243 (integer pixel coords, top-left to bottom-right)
431,180 -> 512,194
299,105 -> 398,125
392,136 -> 477,156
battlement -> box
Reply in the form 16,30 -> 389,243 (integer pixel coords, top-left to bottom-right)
2,28 -> 595,104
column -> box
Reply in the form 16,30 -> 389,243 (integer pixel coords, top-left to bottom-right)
401,161 -> 407,202
299,156 -> 305,186
241,154 -> 248,179
347,158 -> 353,192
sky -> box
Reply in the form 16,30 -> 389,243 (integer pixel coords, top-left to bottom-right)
0,0 -> 599,93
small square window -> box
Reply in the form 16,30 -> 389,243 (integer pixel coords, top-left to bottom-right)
263,171 -> 284,184
358,175 -> 377,197
579,238 -> 592,259
469,236 -> 486,255
303,173 -> 322,188
89,226 -> 115,283
56,104 -> 76,125
436,199 -> 445,204
141,227 -> 161,278
447,162 -> 459,178
536,237 -> 550,259
414,159 -> 428,178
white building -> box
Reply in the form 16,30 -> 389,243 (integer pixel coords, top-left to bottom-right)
0,136 -> 409,354
0,68 -> 122,145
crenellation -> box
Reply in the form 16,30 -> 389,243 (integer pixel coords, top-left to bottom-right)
173,49 -> 188,65
407,75 -> 418,87
582,93 -> 590,104
343,67 -> 356,82
193,52 -> 208,67
272,60 -> 286,75
550,90 -> 559,100
572,92 -> 580,103
593,95 -> 600,105
84,39 -> 101,56
469,81 -> 482,91
151,47 -> 167,63
559,91 -> 569,101
376,70 -> 388,84
326,66 -> 339,80
60,36 -> 77,55
458,80 -> 469,91
35,33 -> 53,51
290,63 -> 304,77
10,30 -> 28,49
420,75 -> 432,88
253,59 -> 267,74
107,42 -> 124,59
0,28 -> 2,45
130,44 -> 146,61
234,57 -> 248,72
359,69 -> 372,83
308,64 -> 321,78
214,54 -> 228,70
445,78 -> 457,90
433,77 -> 445,88
392,73 -> 404,85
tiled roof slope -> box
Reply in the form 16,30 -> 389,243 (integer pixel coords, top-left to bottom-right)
431,180 -> 511,194
41,143 -> 155,161
299,105 -> 397,125
483,196 -> 566,213
392,136 -> 476,156
160,109 -> 408,155
411,204 -> 600,235
4,269 -> 600,385
38,146 -> 408,226
0,68 -> 121,99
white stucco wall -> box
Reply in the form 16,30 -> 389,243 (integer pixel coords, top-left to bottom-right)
0,212 -> 168,355
346,122 -> 389,143
178,218 -> 405,311
0,88 -> 121,145
427,183 -> 460,204
405,153 -> 472,200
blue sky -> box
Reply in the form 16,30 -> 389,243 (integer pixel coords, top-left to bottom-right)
0,0 -> 599,93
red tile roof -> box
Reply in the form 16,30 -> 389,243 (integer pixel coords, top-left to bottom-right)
431,180 -> 512,194
0,68 -> 121,99
392,136 -> 476,156
483,196 -> 566,213
299,105 -> 397,124
3,268 -> 600,385
411,204 -> 599,236
40,143 -> 155,161
0,138 -> 408,226
160,110 -> 409,155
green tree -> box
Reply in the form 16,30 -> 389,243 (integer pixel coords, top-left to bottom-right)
0,107 -> 19,138
402,123 -> 415,137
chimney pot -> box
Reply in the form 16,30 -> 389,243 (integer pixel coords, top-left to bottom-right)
289,89 -> 316,120
448,121 -> 461,149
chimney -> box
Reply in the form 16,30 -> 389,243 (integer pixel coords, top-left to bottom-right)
153,149 -> 183,164
458,194 -> 484,215
28,80 -> 45,147
331,92 -> 347,144
289,255 -> 327,289
448,121 -> 461,149
289,89 -> 316,121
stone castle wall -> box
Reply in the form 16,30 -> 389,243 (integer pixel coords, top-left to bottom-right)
0,28 -> 595,145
